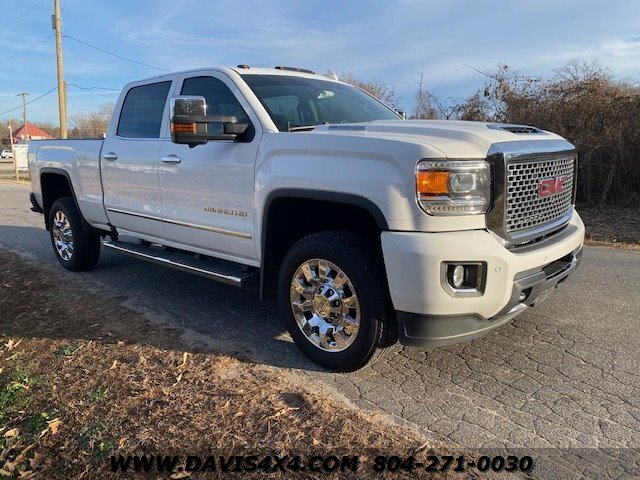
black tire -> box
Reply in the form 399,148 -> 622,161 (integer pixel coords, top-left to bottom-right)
48,197 -> 101,271
278,231 -> 396,372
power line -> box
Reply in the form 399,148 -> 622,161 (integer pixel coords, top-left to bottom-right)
0,0 -> 48,31
67,83 -> 120,92
63,34 -> 170,72
0,85 -> 118,119
0,87 -> 57,117
0,35 -> 52,66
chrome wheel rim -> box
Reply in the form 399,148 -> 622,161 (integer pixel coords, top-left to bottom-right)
290,259 -> 361,352
52,210 -> 74,261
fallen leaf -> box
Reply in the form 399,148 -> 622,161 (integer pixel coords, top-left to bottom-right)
4,444 -> 34,471
47,419 -> 63,435
4,339 -> 22,351
170,471 -> 192,479
29,453 -> 43,470
4,428 -> 19,438
110,360 -> 118,370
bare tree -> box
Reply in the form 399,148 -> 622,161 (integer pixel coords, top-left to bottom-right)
340,72 -> 401,109
69,102 -> 115,139
413,62 -> 439,119
451,61 -> 640,206
0,118 -> 21,146
35,122 -> 61,138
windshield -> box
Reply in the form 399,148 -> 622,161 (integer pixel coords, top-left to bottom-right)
241,74 -> 400,131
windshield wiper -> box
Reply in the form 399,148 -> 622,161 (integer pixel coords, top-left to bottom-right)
288,124 -> 317,132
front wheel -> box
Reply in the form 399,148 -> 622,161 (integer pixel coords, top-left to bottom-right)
49,197 -> 101,271
278,231 -> 395,372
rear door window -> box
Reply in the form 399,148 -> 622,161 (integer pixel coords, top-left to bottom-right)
117,81 -> 171,138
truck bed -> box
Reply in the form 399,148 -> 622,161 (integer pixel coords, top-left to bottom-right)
29,139 -> 108,228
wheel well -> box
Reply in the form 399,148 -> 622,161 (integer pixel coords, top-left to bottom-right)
260,195 -> 385,299
41,172 -> 74,230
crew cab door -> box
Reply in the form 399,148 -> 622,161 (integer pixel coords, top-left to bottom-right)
158,73 -> 260,261
101,80 -> 173,237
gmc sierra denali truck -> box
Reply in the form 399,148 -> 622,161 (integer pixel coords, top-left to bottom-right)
28,66 -> 584,371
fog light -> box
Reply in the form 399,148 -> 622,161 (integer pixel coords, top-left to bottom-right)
452,265 -> 465,288
443,262 -> 487,296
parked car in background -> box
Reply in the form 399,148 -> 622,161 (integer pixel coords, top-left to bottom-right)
1,149 -> 13,159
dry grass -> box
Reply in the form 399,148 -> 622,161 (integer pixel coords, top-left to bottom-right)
0,250 -> 467,479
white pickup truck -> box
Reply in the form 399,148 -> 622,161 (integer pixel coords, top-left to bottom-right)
28,66 -> 584,371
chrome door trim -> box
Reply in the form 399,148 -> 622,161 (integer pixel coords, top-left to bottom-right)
164,217 -> 252,239
106,208 -> 252,239
107,207 -> 161,222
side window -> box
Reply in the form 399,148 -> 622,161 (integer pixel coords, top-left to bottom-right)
117,81 -> 171,138
180,76 -> 250,123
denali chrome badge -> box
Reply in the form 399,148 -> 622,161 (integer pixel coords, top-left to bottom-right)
538,176 -> 569,198
204,207 -> 248,217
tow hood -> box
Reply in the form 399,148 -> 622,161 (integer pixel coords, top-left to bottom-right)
313,119 -> 566,158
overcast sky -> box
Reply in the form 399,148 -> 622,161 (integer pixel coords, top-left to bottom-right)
0,0 -> 638,124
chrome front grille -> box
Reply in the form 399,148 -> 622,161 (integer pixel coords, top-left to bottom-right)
505,155 -> 574,235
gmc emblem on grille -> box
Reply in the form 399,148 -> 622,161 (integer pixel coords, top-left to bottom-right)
539,176 -> 569,197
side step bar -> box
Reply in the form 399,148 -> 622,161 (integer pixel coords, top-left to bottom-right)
103,240 -> 258,288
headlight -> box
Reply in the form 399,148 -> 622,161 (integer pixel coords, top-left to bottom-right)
416,160 -> 491,215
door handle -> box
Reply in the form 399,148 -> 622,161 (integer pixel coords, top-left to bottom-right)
103,152 -> 118,161
161,154 -> 182,164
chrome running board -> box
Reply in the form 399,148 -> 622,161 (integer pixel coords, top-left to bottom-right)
103,240 -> 257,288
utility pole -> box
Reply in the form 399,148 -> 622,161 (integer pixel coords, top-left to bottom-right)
53,0 -> 68,138
16,92 -> 29,139
9,123 -> 18,180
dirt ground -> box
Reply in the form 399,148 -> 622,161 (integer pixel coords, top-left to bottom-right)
577,205 -> 640,245
0,249 -> 473,479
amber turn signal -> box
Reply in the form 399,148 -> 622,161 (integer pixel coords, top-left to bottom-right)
417,170 -> 449,196
171,122 -> 196,133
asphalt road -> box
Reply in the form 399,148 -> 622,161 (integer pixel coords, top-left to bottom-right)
1,181 -> 638,478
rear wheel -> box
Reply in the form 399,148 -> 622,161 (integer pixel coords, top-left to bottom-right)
278,231 -> 395,372
49,197 -> 101,271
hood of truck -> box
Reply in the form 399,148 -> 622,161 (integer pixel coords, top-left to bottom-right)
312,119 -> 566,158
